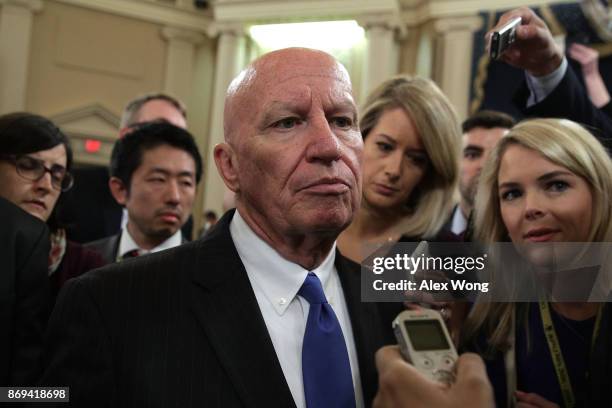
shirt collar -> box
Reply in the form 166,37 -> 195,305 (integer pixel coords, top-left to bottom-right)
450,205 -> 468,236
118,227 -> 182,260
230,210 -> 337,316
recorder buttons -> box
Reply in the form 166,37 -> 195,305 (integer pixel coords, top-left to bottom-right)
442,355 -> 455,369
420,357 -> 433,368
433,369 -> 455,385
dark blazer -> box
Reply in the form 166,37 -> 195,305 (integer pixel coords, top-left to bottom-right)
85,233 -> 188,265
38,210 -> 399,407
49,241 -> 106,304
0,197 -> 50,386
514,66 -> 612,142
83,234 -> 120,265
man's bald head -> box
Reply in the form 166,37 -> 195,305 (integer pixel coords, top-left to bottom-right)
223,48 -> 353,144
213,47 -> 362,268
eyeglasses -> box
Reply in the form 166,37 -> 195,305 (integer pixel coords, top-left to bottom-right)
0,155 -> 74,192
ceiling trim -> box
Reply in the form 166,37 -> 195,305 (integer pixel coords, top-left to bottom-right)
213,0 -> 400,23
52,0 -> 212,32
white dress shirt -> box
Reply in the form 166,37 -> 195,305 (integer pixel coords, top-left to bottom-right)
525,57 -> 568,107
117,227 -> 182,260
450,205 -> 468,236
230,210 -> 364,408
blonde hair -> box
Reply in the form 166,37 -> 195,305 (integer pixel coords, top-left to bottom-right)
462,118 -> 612,352
360,76 -> 461,238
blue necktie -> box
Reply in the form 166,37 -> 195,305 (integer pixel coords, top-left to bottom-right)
299,272 -> 356,408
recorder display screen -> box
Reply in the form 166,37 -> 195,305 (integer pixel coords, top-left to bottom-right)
404,319 -> 449,350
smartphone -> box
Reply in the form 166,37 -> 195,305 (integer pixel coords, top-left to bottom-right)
489,17 -> 521,60
392,309 -> 458,384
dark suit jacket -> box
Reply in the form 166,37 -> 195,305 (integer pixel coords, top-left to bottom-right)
515,65 -> 612,143
85,233 -> 188,265
39,210 -> 399,407
84,234 -> 120,265
0,197 -> 50,386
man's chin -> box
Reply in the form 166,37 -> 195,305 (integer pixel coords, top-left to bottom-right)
148,227 -> 179,242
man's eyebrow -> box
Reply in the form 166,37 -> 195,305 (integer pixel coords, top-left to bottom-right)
259,101 -> 307,125
147,167 -> 194,177
328,100 -> 358,118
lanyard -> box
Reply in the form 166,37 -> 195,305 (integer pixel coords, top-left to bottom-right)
538,301 -> 602,408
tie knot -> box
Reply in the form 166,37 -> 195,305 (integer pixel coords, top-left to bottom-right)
298,273 -> 328,305
122,249 -> 141,259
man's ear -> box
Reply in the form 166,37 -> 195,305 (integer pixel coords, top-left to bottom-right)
109,177 -> 129,206
214,143 -> 240,192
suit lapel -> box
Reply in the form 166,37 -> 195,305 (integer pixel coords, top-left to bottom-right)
190,211 -> 296,408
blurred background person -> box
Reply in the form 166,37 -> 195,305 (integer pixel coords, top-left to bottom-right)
85,122 -> 202,263
568,43 -> 612,118
198,209 -> 218,237
0,197 -> 49,386
0,113 -> 104,303
119,93 -> 187,137
338,76 -> 461,263
461,118 -> 612,407
446,110 -> 515,237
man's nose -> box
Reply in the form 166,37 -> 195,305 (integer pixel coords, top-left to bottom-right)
305,118 -> 342,163
165,180 -> 181,204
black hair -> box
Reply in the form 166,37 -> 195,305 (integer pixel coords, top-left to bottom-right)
462,110 -> 516,133
0,112 -> 74,232
0,112 -> 73,170
109,122 -> 203,190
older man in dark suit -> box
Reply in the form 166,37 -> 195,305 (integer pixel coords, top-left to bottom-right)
0,197 -> 49,386
38,48 -> 400,407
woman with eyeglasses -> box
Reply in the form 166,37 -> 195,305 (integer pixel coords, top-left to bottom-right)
0,112 -> 104,302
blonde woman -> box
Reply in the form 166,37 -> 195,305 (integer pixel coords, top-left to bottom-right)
461,118 -> 612,407
338,76 -> 461,262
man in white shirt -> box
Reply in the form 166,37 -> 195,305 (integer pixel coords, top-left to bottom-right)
85,121 -> 202,263
39,48 -> 399,408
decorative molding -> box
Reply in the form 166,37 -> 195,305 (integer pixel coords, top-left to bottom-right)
581,0 -> 612,42
212,0 -> 400,23
0,0 -> 43,12
52,0 -> 212,33
50,104 -> 120,165
400,0 -> 576,27
162,26 -> 207,44
50,103 -> 120,138
355,13 -> 408,39
432,15 -> 483,34
205,21 -> 248,38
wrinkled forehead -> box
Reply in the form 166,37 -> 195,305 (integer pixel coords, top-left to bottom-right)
224,49 -> 355,140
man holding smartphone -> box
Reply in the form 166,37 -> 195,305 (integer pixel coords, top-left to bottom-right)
488,7 -> 612,140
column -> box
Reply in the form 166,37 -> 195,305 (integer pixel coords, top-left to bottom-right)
202,23 -> 246,216
432,15 -> 483,120
358,15 -> 402,101
161,26 -> 206,104
0,0 -> 43,113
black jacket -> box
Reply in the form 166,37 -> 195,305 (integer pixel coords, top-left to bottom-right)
0,197 -> 49,386
38,210 -> 399,407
